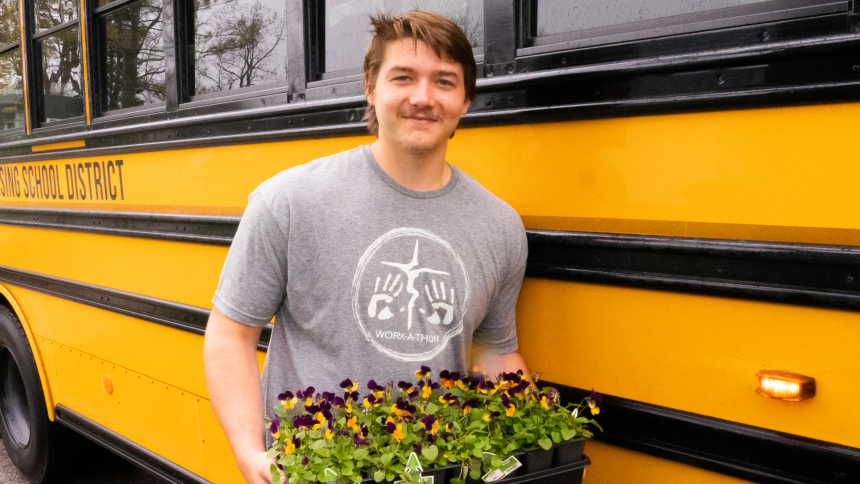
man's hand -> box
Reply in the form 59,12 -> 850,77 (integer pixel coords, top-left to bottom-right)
236,450 -> 281,484
470,346 -> 535,387
203,307 -> 269,484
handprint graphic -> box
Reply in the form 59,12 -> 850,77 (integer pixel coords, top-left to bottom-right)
418,278 -> 455,325
367,272 -> 404,320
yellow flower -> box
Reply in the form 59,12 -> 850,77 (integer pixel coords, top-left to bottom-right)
271,431 -> 280,439
505,405 -> 516,417
347,416 -> 359,432
284,439 -> 296,455
431,420 -> 439,435
313,412 -> 325,429
305,397 -> 313,406
393,424 -> 404,442
325,428 -> 334,440
422,385 -> 432,399
345,401 -> 353,414
386,416 -> 396,424
483,413 -> 491,422
281,396 -> 297,410
540,396 -> 550,411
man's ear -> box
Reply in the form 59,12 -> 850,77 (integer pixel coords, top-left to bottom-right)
459,99 -> 470,116
364,73 -> 375,106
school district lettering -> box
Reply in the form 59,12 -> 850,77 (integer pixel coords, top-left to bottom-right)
0,160 -> 125,201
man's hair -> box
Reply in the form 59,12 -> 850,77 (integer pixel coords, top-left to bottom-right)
362,10 -> 477,137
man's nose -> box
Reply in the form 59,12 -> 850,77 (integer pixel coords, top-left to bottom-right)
410,79 -> 434,106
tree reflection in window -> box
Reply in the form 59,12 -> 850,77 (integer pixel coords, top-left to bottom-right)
0,49 -> 23,129
41,26 -> 83,121
193,0 -> 288,95
324,0 -> 483,76
101,0 -> 165,111
0,0 -> 20,47
34,0 -> 80,33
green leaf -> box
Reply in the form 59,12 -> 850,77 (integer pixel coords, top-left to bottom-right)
315,447 -> 331,457
380,453 -> 393,465
538,437 -> 553,450
469,468 -> 481,479
311,439 -> 327,449
422,445 -> 439,461
374,471 -> 386,482
450,479 -> 463,484
562,428 -> 577,440
353,448 -> 369,460
551,431 -> 562,443
472,448 -> 483,458
425,402 -> 439,414
270,464 -> 281,484
266,446 -> 279,458
490,455 -> 502,468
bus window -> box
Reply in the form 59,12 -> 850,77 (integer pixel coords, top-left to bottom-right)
34,0 -> 80,32
191,0 -> 290,99
523,0 -> 849,55
38,25 -> 84,122
93,0 -> 165,114
0,0 -> 24,131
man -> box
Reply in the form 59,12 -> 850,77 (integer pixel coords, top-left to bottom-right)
203,11 -> 531,484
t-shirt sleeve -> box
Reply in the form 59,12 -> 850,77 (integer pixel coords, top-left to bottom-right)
472,215 -> 528,354
212,188 -> 289,327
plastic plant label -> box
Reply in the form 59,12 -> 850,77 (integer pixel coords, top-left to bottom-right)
323,468 -> 338,481
393,477 -> 434,484
482,456 -> 523,482
405,452 -> 424,473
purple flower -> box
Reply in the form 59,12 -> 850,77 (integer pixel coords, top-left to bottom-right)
386,421 -> 397,434
340,379 -> 358,392
333,396 -> 345,407
344,391 -> 359,402
360,423 -> 369,437
413,444 -> 423,455
367,380 -> 385,392
302,455 -> 309,466
277,391 -> 294,401
590,389 -> 603,406
305,404 -> 320,413
420,415 -> 437,431
398,381 -> 413,391
353,433 -> 369,446
292,414 -> 314,429
269,417 -> 280,435
321,391 -> 335,403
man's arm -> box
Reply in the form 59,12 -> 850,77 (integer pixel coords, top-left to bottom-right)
203,306 -> 273,484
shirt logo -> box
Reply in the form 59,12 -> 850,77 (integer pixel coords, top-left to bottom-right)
352,228 -> 469,361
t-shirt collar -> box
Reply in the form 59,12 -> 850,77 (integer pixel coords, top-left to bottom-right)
363,144 -> 459,199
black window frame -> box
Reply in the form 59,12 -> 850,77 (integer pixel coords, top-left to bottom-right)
0,0 -> 27,137
174,0 -> 296,110
88,0 -> 168,120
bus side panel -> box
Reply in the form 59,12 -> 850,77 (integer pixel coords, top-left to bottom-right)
516,278 -> 860,449
196,399 -> 248,484
585,441 -> 752,484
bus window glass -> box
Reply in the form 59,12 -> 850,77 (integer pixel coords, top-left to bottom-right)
0,49 -> 24,129
101,0 -> 165,111
323,0 -> 483,77
34,0 -> 80,33
0,0 -> 20,48
41,26 -> 83,121
193,0 -> 289,95
536,0 -> 772,37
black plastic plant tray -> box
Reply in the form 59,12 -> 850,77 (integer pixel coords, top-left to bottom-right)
494,455 -> 590,484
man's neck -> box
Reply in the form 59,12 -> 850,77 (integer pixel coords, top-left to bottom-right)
370,139 -> 451,192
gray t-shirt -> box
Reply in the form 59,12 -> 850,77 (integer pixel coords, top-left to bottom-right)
213,145 -> 527,418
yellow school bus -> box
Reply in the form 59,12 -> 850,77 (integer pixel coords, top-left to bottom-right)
0,0 -> 858,482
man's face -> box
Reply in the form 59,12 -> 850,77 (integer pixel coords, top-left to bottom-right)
366,38 -> 471,155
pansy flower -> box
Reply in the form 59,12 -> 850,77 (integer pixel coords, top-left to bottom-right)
367,380 -> 385,399
500,393 -> 516,417
413,444 -> 423,455
482,411 -> 500,422
588,389 -> 603,415
278,391 -> 297,410
353,433 -> 369,446
397,381 -> 413,394
333,396 -> 345,408
385,421 -> 404,442
415,366 -> 431,380
420,415 -> 439,435
439,371 -> 461,390
393,397 -> 417,418
540,394 -> 550,411
462,398 -> 479,415
477,379 -> 497,395
347,416 -> 360,433
302,455 -> 309,466
340,378 -> 359,393
444,422 -> 454,433
296,387 -> 316,406
292,414 -> 314,430
439,393 -> 459,408
269,417 -> 280,437
421,380 -> 440,399
363,393 -> 381,409
284,436 -> 300,455
325,420 -> 334,440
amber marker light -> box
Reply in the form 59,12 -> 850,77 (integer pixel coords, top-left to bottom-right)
755,370 -> 815,401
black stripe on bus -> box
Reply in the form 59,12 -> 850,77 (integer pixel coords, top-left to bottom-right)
545,383 -> 860,484
0,264 -> 271,351
2,208 -> 860,312
0,207 -> 239,245
1,32 -> 859,163
55,405 -> 212,484
526,230 -> 860,311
